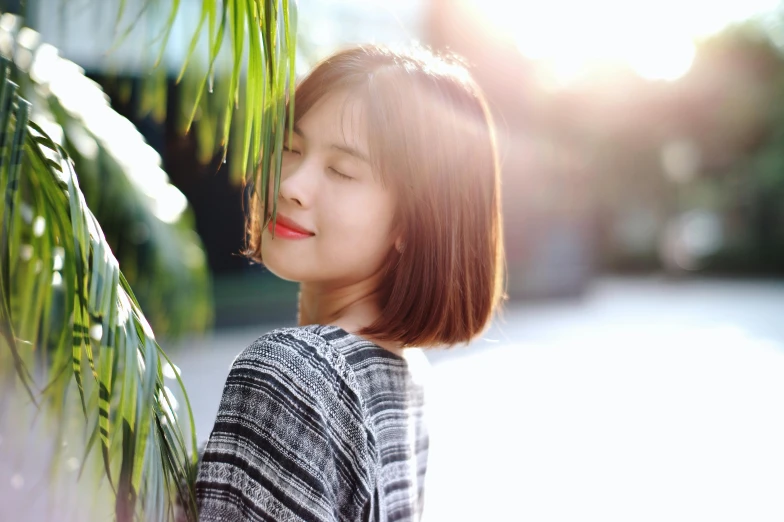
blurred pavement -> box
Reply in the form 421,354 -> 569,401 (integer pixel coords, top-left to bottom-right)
169,276 -> 784,522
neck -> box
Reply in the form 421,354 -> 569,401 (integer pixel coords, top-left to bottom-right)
297,270 -> 404,356
298,279 -> 381,330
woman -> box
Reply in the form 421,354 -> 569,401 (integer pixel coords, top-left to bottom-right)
195,44 -> 504,521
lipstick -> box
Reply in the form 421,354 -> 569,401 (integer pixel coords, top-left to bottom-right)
267,214 -> 315,239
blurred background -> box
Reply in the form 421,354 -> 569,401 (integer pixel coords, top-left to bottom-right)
5,0 -> 784,520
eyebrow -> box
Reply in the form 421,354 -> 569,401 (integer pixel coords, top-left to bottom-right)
292,124 -> 370,163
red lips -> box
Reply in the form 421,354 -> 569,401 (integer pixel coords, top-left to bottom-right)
267,214 -> 315,239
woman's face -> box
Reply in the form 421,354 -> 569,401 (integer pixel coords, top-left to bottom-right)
260,90 -> 398,286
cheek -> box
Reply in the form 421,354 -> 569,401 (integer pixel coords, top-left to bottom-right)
323,189 -> 397,260
260,182 -> 397,283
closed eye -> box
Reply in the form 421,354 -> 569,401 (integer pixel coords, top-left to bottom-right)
329,167 -> 353,181
282,145 -> 301,155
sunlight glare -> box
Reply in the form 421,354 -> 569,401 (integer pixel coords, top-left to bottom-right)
477,0 -> 778,85
624,38 -> 696,82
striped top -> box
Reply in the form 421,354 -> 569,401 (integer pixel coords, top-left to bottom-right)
196,325 -> 429,521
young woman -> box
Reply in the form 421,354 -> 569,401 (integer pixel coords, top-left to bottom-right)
195,44 -> 504,521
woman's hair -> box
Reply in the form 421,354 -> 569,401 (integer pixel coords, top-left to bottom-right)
246,44 -> 505,348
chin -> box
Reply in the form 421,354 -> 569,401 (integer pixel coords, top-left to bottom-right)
265,268 -> 302,282
259,242 -> 310,282
260,252 -> 298,282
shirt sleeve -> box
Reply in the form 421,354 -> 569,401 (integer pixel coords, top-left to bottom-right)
195,330 -> 374,522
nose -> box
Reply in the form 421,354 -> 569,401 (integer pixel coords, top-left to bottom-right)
277,160 -> 315,208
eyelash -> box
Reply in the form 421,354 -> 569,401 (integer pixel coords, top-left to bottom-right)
282,145 -> 353,181
329,167 -> 353,181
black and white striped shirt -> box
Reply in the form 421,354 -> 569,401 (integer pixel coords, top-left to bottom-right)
196,325 -> 429,521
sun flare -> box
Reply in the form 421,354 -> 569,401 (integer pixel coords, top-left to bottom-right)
475,0 -> 778,84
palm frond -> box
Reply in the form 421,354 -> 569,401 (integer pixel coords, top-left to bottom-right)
1,1 -> 300,518
0,55 -> 198,521
101,0 -> 298,186
0,18 -> 213,339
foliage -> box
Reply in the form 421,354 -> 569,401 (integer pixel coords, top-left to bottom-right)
101,0 -> 299,189
0,18 -> 213,338
0,54 -> 198,519
1,0 -> 298,520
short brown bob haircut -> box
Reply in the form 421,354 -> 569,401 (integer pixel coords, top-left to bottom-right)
247,45 -> 505,348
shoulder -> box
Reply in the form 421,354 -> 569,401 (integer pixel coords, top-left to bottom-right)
198,326 -> 376,520
231,325 -> 361,400
237,324 -> 349,358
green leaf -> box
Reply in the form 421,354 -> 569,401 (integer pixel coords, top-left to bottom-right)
152,0 -> 181,69
183,2 -> 229,133
175,2 -> 209,84
1,3 -> 299,519
106,0 -> 157,56
2,65 -> 199,520
222,0 -> 247,167
0,88 -> 37,403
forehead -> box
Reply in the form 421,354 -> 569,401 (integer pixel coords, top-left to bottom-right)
295,90 -> 368,148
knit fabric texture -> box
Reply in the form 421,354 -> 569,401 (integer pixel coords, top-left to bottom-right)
196,324 -> 429,521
